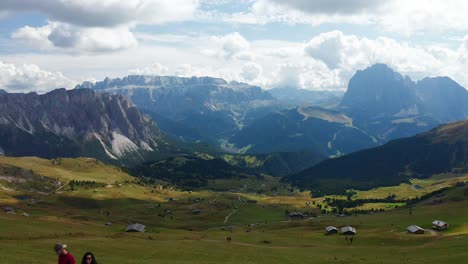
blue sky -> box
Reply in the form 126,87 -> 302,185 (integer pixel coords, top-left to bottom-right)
0,0 -> 468,93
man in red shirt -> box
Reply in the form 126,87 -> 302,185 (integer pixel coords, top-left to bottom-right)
54,243 -> 75,264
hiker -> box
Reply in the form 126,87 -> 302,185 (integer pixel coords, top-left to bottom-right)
81,252 -> 98,264
54,243 -> 75,264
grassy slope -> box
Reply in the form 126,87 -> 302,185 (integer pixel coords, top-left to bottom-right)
0,156 -> 133,183
0,156 -> 466,263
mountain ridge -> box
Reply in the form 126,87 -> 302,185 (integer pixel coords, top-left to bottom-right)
0,88 -> 171,163
287,120 -> 468,195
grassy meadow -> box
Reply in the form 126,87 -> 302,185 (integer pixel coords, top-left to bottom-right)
0,156 -> 467,263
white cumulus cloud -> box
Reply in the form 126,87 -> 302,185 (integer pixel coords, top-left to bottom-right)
209,32 -> 252,60
12,22 -> 138,53
0,0 -> 199,27
241,62 -> 262,81
0,61 -> 77,93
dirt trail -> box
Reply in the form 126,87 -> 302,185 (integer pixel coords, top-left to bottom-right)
224,209 -> 238,224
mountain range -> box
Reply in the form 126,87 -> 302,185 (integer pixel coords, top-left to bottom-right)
0,88 -> 173,163
1,63 -> 467,187
75,76 -> 278,143
234,64 -> 468,155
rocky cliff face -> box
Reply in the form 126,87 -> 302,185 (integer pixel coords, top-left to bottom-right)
76,75 -> 278,143
0,88 -> 166,162
416,77 -> 468,122
340,63 -> 423,120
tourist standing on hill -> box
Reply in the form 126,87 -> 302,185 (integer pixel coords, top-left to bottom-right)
54,243 -> 75,264
81,252 -> 98,264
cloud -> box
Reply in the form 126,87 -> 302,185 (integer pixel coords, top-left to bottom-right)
209,32 -> 252,60
5,30 -> 468,93
271,62 -> 342,90
304,31 -> 352,69
0,0 -> 199,27
241,62 -> 262,81
129,62 -> 169,75
208,0 -> 468,36
303,30 -> 446,80
12,22 -> 138,53
0,61 -> 77,93
266,0 -> 386,15
6,0 -> 199,53
378,0 -> 468,35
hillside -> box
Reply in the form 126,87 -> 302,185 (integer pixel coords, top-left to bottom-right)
127,155 -> 255,188
0,155 -> 466,263
269,87 -> 343,108
222,151 -> 326,176
0,88 -> 176,164
287,120 -> 468,195
0,156 -> 133,184
230,106 -> 378,156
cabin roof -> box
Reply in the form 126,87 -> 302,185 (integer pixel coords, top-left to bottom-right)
125,223 -> 146,232
432,220 -> 448,226
407,225 -> 424,233
341,226 -> 356,233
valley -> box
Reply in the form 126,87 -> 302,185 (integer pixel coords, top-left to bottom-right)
0,156 -> 467,263
0,64 -> 467,263
3,2 -> 468,263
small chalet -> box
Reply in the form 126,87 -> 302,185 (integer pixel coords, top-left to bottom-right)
407,225 -> 424,234
432,220 -> 449,231
325,226 -> 338,234
125,223 -> 146,232
341,226 -> 356,235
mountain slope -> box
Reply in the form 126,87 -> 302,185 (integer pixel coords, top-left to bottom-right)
0,88 -> 171,163
222,151 -> 326,176
269,87 -> 344,108
416,77 -> 468,122
127,155 -> 253,188
230,106 -> 378,156
287,120 -> 468,195
76,75 -> 278,143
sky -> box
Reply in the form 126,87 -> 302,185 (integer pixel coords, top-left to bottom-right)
1,0 -> 468,93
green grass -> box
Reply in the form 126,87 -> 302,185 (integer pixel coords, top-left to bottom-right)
0,156 -> 133,184
0,156 -> 467,263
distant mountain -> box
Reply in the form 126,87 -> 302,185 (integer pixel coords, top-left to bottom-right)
287,120 -> 468,195
340,63 -> 422,119
230,106 -> 378,156
338,64 -> 462,141
0,89 -> 6,94
75,67 -> 468,159
416,77 -> 468,122
0,88 -> 173,163
269,87 -> 344,108
76,76 -> 278,143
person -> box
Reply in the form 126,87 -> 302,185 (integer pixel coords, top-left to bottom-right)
81,252 -> 98,264
54,243 -> 75,264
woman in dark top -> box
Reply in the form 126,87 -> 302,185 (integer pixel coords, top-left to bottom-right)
81,252 -> 98,264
